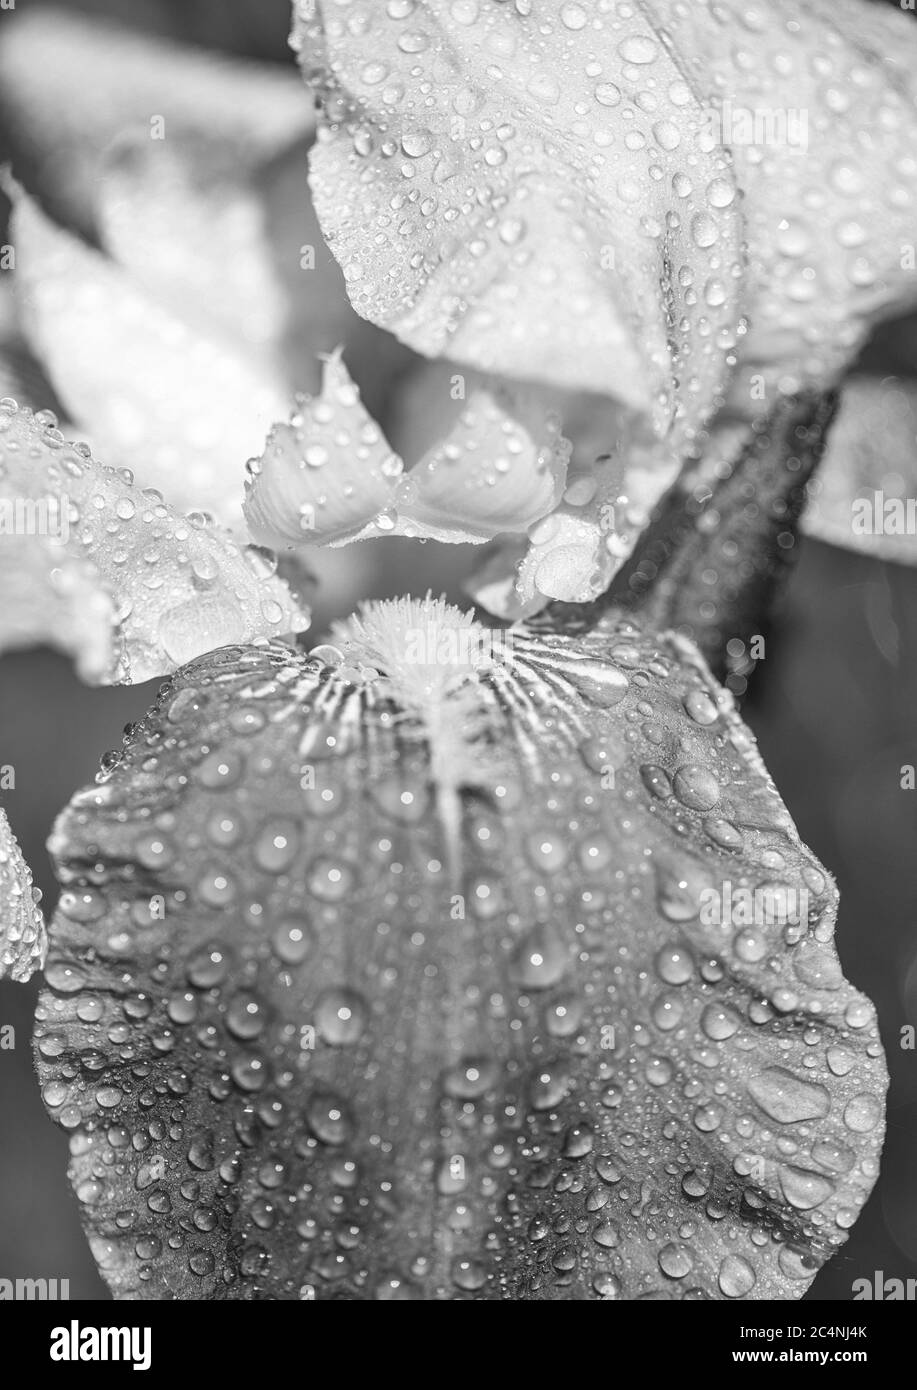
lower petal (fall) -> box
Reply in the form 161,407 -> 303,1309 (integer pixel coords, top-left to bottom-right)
36,612 -> 885,1299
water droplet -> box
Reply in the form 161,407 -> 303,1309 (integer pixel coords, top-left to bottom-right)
747,1068 -> 830,1124
655,944 -> 694,985
843,1093 -> 881,1134
779,1166 -> 835,1210
658,1242 -> 694,1278
672,765 -> 720,811
718,1254 -> 756,1297
307,1091 -> 353,1145
510,924 -> 568,989
528,1063 -> 570,1111
254,818 -> 301,874
315,988 -> 368,1045
271,917 -> 313,964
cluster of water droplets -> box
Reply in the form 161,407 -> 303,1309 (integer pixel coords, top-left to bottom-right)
0,399 -> 309,683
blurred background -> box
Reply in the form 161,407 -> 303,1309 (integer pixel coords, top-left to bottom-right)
0,0 -> 915,1301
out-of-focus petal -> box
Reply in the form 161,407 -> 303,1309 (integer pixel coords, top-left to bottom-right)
0,8 -> 313,232
245,355 -> 570,549
295,0 -> 742,441
802,377 -> 917,565
36,612 -> 885,1300
463,536 -> 542,621
0,806 -> 46,983
0,401 -> 309,684
0,539 -> 116,685
97,133 -> 299,363
11,186 -> 290,528
0,283 -> 60,412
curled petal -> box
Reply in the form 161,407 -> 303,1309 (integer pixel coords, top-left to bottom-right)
244,353 -> 400,546
403,388 -> 569,542
245,355 -> 570,548
0,807 -> 46,982
37,610 -> 884,1299
0,402 -> 309,684
802,377 -> 917,565
296,0 -> 741,439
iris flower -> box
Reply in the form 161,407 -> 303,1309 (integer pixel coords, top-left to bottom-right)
2,0 -> 915,1299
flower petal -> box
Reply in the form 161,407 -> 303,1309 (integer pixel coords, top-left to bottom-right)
244,354 -> 569,548
243,352 -> 401,546
0,401 -> 309,684
0,807 -> 46,983
802,376 -> 917,565
0,535 -> 116,685
0,9 -> 313,232
519,509 -> 616,607
462,536 -> 539,621
96,132 -> 302,367
9,184 -> 291,528
639,0 -> 917,410
480,387 -> 842,644
401,387 -> 569,542
469,450 -> 634,613
296,0 -> 742,439
0,282 -> 60,413
36,612 -> 884,1299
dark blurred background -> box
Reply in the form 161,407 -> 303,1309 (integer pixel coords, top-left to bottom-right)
0,0 -> 915,1302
